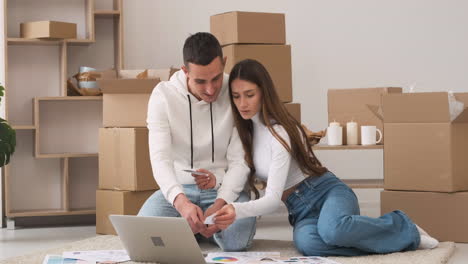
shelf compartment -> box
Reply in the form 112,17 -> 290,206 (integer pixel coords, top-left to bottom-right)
94,10 -> 121,17
34,97 -> 102,158
4,130 -> 64,216
69,157 -> 99,211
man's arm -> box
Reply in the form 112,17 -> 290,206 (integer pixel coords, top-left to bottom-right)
147,87 -> 205,233
216,127 -> 250,204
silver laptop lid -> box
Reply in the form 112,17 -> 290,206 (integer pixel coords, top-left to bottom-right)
109,215 -> 206,264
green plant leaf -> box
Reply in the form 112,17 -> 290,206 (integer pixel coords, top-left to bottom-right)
0,117 -> 16,167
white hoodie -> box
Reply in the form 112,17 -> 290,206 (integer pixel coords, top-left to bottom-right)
147,70 -> 250,205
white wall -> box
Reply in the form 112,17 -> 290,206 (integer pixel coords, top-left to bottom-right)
124,0 -> 468,131
122,0 -> 468,214
0,0 -> 5,227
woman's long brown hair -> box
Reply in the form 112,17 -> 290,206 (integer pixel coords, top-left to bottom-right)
228,59 -> 328,199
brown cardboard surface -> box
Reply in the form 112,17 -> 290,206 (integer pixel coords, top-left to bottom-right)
118,68 -> 178,81
211,11 -> 286,46
223,44 -> 292,103
99,128 -> 158,191
99,78 -> 160,127
284,103 -> 301,122
383,92 -> 468,192
96,190 -> 154,235
20,21 -> 77,39
328,87 -> 402,144
381,190 -> 468,242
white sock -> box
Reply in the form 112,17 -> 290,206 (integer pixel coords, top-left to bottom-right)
416,225 -> 439,249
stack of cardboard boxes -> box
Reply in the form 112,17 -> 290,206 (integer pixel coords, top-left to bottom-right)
96,70 -> 176,234
210,11 -> 301,122
381,92 -> 468,242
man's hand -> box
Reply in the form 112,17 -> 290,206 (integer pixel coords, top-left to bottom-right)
214,204 -> 236,230
173,194 -> 206,234
199,224 -> 220,238
192,169 -> 216,189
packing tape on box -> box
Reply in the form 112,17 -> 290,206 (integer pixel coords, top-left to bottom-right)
112,128 -> 123,191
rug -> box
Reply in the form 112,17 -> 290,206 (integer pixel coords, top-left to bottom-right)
0,235 -> 455,264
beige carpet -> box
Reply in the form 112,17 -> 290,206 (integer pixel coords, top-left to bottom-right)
0,235 -> 455,264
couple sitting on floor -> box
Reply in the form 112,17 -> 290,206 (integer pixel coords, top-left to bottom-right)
137,32 -> 438,256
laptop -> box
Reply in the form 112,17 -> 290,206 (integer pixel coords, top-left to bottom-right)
109,215 -> 207,264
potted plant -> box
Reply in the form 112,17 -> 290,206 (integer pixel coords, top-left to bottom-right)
0,84 -> 16,167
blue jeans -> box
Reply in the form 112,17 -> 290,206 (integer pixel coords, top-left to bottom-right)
284,172 -> 420,256
138,184 -> 257,251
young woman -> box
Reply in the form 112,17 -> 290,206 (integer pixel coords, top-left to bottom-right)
206,59 -> 438,256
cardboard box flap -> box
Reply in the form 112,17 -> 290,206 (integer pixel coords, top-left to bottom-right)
328,87 -> 402,114
383,92 -> 451,123
454,93 -> 468,105
366,104 -> 383,121
99,78 -> 160,94
453,108 -> 468,123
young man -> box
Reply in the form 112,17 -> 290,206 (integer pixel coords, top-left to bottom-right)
138,32 -> 256,251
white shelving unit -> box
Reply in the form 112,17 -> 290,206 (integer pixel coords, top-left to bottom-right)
3,0 -> 123,225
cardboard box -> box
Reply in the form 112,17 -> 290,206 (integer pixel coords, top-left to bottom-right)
20,21 -> 77,39
285,103 -> 301,122
119,68 -> 178,81
383,92 -> 468,192
328,87 -> 402,144
99,128 -> 158,191
381,190 -> 468,242
99,78 -> 160,127
96,189 -> 154,235
211,11 -> 286,46
223,44 -> 292,103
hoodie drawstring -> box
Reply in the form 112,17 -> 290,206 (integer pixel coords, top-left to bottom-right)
188,95 -> 194,169
210,103 -> 214,163
187,95 -> 214,169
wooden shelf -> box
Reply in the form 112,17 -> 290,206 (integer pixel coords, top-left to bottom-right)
11,125 -> 36,130
94,10 -> 121,17
342,179 -> 384,189
36,153 -> 99,159
36,96 -> 102,101
7,209 -> 96,217
7,38 -> 95,46
313,144 -> 383,150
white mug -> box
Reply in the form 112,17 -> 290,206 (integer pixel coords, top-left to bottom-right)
361,126 -> 382,145
327,126 -> 343,146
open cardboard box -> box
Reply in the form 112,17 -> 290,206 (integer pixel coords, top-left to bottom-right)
98,68 -> 178,127
328,87 -> 402,144
383,92 -> 468,192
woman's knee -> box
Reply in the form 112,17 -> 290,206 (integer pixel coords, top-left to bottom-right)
294,234 -> 330,256
318,216 -> 354,245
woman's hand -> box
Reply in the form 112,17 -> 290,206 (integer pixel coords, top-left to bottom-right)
192,169 -> 216,189
214,204 -> 236,230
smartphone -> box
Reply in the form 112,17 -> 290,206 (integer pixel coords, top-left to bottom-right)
183,169 -> 208,176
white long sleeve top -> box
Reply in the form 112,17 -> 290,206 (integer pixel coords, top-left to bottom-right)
146,70 -> 250,205
232,113 -> 307,219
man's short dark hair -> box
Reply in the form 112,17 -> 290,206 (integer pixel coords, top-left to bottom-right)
183,32 -> 223,68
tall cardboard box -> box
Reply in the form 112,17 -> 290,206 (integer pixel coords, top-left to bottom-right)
383,92 -> 468,192
328,87 -> 402,144
20,21 -> 77,39
285,103 -> 301,122
210,11 -> 286,46
99,78 -> 160,127
381,190 -> 468,242
99,128 -> 158,191
96,190 -> 154,235
223,44 -> 292,103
